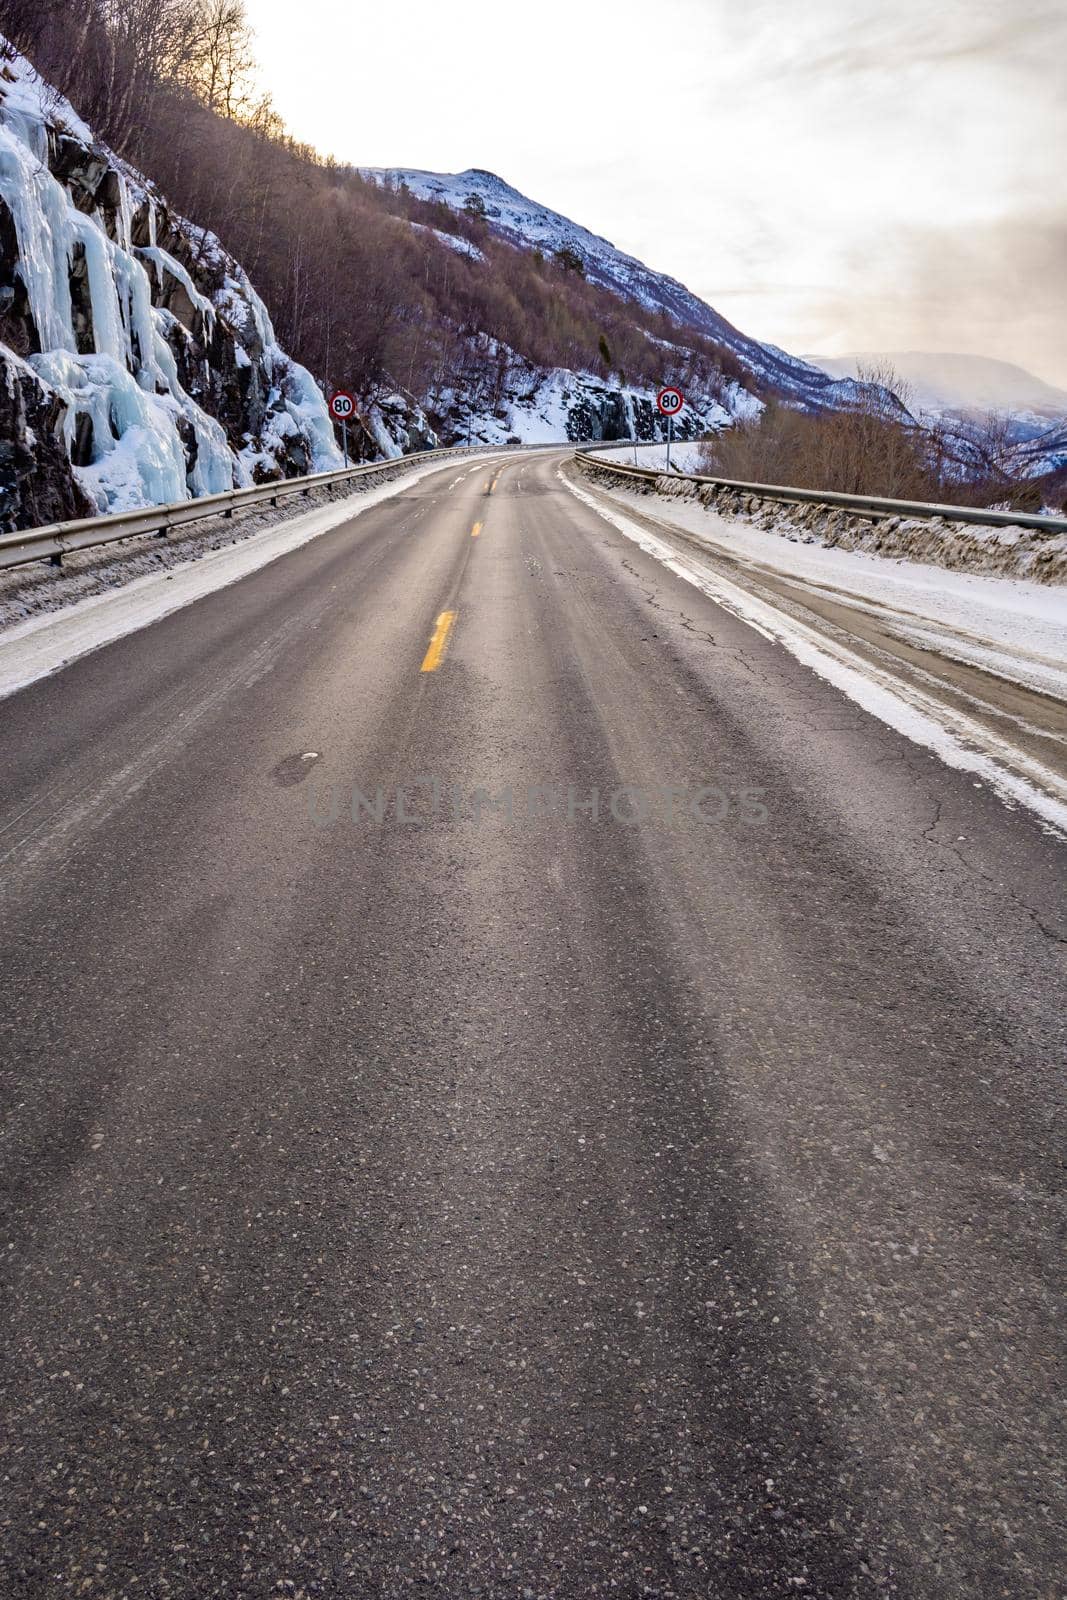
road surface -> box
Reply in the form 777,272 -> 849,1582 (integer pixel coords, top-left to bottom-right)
1,451 -> 1063,1598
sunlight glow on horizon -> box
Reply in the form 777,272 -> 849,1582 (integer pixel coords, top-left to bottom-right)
244,0 -> 1067,386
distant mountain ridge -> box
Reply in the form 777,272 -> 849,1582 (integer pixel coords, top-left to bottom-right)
809,352 -> 1067,418
808,351 -> 1067,486
360,166 -> 869,416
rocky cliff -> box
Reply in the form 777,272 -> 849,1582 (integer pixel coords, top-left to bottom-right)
0,43 -> 344,532
424,345 -> 752,449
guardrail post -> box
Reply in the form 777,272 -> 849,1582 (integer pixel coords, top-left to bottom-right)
49,551 -> 62,567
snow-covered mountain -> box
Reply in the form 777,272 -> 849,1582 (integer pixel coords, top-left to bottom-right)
360,167 -> 870,415
809,351 -> 1067,483
0,43 -> 348,530
809,352 -> 1067,419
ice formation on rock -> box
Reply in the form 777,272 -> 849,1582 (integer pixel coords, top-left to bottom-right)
0,43 -> 342,524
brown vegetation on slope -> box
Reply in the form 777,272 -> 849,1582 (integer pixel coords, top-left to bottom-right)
698,365 -> 1065,511
0,0 -> 749,426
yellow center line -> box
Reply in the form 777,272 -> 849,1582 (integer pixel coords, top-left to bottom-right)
420,610 -> 457,673
470,521 -> 483,538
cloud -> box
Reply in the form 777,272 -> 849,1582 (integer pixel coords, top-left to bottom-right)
885,215 -> 1067,384
734,0 -> 1066,78
250,0 -> 1067,387
714,213 -> 1067,387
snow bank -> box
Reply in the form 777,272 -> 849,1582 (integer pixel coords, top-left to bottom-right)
563,467 -> 1067,835
581,458 -> 1067,587
576,464 -> 1067,703
601,441 -> 708,474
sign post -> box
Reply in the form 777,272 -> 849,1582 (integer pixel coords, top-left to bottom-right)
656,386 -> 684,472
329,390 -> 356,466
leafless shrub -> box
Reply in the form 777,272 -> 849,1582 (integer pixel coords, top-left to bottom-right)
697,362 -> 1050,507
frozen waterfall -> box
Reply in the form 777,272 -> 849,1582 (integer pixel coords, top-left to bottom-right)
0,50 -> 341,517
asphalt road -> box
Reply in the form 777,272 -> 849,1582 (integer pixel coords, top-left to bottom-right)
0,451 -> 1063,1599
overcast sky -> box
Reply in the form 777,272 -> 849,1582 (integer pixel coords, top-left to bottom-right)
249,0 -> 1067,386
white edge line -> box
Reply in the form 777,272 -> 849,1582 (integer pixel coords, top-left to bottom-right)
0,453 -> 503,701
560,465 -> 1067,839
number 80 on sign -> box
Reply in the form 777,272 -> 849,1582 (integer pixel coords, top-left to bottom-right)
329,391 -> 356,421
656,386 -> 684,417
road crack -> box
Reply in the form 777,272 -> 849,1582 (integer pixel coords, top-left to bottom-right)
922,798 -> 1066,943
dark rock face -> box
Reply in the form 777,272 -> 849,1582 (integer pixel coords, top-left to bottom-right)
0,352 -> 94,531
50,133 -> 109,211
366,394 -> 437,460
0,51 -> 346,529
566,385 -> 706,444
148,260 -> 201,334
0,196 -> 36,357
68,242 -> 95,354
70,409 -> 93,467
566,388 -> 640,442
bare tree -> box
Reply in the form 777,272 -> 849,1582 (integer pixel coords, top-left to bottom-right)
181,0 -> 256,118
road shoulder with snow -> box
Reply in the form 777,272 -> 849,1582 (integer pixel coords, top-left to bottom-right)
564,461 -> 1067,833
0,453 -> 509,700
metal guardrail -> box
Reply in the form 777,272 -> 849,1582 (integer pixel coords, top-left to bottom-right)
573,451 -> 1067,536
0,439 -> 589,573
13,435 -> 1047,573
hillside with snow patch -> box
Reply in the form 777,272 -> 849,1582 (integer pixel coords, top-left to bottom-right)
361,167 -> 871,416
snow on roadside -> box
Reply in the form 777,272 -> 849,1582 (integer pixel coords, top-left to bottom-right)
601,442 -> 708,474
584,476 -> 1067,701
649,475 -> 1067,586
0,453 -> 508,700
561,466 -> 1067,836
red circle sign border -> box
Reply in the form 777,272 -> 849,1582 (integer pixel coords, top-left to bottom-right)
329,390 -> 356,420
656,386 -> 684,416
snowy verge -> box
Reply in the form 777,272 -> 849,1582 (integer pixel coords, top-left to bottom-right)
575,471 -> 1067,702
580,460 -> 1067,586
600,442 -> 708,474
560,465 -> 1067,836
0,452 -> 506,700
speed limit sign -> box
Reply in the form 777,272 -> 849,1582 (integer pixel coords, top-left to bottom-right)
329,390 -> 357,464
656,386 -> 685,472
